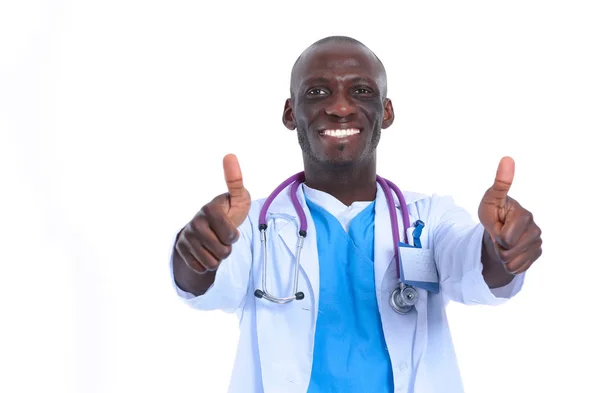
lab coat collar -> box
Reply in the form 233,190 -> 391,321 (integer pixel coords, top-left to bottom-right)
264,180 -> 428,216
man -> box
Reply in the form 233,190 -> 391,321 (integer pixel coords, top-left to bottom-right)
170,36 -> 542,393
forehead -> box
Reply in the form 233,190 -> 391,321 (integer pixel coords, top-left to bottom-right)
292,42 -> 385,87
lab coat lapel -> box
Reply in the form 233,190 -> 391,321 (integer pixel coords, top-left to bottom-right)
374,183 -> 415,391
374,182 -> 433,392
254,184 -> 320,392
267,184 -> 319,309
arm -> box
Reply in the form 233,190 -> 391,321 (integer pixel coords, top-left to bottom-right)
478,157 -> 543,289
432,156 -> 542,305
169,153 -> 254,312
430,196 -> 521,305
169,212 -> 254,312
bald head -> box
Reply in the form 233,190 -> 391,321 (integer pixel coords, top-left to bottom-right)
290,36 -> 388,99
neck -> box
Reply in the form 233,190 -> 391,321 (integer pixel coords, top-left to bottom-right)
303,158 -> 377,206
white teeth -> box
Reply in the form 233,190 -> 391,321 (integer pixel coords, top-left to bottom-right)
321,128 -> 360,138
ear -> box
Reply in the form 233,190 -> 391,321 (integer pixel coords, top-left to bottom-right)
382,98 -> 395,129
282,98 -> 296,130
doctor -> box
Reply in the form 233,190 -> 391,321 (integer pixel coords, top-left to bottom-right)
170,36 -> 542,393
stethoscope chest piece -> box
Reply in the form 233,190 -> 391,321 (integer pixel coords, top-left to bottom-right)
389,284 -> 418,314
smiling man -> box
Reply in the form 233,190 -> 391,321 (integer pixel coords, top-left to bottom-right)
170,36 -> 542,393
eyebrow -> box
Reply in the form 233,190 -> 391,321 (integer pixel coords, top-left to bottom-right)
300,77 -> 330,88
348,77 -> 378,87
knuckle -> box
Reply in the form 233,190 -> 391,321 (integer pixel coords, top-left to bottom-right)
203,258 -> 220,271
180,226 -> 194,242
506,261 -> 522,275
205,239 -> 232,260
174,239 -> 186,257
188,259 -> 207,273
188,250 -> 208,270
191,217 -> 209,236
213,213 -> 230,230
497,249 -> 511,262
219,228 -> 238,245
190,218 -> 201,232
216,244 -> 233,260
200,204 -> 220,223
503,261 -> 517,274
203,197 -> 226,215
202,203 -> 228,226
175,234 -> 193,254
183,253 -> 204,272
526,210 -> 534,222
498,234 -> 513,249
200,203 -> 214,215
177,225 -> 190,240
514,207 -> 532,221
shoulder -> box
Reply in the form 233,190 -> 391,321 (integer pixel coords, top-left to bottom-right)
402,190 -> 471,224
242,195 -> 277,230
244,198 -> 267,224
248,196 -> 272,218
403,190 -> 455,210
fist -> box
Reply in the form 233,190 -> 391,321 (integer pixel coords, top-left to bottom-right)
175,154 -> 251,274
478,157 -> 543,274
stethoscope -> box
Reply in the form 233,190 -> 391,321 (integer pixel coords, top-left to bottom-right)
253,171 -> 420,314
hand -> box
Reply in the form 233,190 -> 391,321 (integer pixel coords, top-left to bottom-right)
175,154 -> 251,274
478,156 -> 542,274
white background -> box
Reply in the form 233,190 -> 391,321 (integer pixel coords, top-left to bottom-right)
1,1 -> 599,392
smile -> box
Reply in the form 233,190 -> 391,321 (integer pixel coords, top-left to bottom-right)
319,128 -> 361,138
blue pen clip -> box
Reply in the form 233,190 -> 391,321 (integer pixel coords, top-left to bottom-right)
412,220 -> 424,249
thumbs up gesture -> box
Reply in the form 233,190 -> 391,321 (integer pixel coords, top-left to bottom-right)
478,157 -> 543,275
175,154 -> 251,275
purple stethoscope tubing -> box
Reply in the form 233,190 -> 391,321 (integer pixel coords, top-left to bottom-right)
258,172 -> 410,279
254,172 -> 418,314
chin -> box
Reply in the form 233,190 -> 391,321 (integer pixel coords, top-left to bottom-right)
319,155 -> 361,169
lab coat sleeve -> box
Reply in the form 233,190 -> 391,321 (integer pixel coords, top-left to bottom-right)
168,214 -> 254,313
429,195 -> 525,306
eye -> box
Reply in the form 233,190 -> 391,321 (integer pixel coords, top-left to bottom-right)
353,87 -> 373,95
306,88 -> 328,97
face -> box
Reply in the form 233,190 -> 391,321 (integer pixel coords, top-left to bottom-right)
283,42 -> 394,168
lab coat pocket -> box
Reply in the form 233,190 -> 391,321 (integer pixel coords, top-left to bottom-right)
398,244 -> 440,295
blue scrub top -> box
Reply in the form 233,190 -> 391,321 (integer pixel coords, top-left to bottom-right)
305,197 -> 394,393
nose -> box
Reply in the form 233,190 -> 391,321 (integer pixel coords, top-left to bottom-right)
324,91 -> 356,118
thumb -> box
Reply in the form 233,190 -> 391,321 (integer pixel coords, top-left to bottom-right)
486,156 -> 515,208
222,153 -> 249,204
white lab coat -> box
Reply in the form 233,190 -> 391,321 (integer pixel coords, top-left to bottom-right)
170,182 -> 524,393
